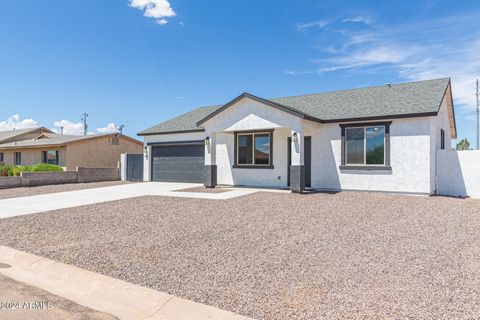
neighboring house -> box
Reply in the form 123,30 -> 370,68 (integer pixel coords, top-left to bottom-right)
0,127 -> 143,170
138,78 -> 456,194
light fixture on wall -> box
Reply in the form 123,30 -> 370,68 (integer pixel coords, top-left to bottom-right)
292,132 -> 298,143
144,146 -> 148,160
204,136 -> 210,146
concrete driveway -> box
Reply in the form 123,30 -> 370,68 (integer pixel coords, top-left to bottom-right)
0,182 -> 283,219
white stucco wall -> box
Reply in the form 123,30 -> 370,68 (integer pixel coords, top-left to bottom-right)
142,131 -> 205,181
203,97 -> 304,132
215,128 -> 291,187
310,117 -> 433,194
429,96 -> 453,193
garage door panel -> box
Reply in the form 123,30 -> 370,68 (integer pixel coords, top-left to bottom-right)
152,170 -> 204,182
151,145 -> 204,157
151,144 -> 205,183
152,157 -> 203,164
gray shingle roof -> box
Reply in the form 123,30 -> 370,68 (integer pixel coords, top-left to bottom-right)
138,78 -> 450,135
138,105 -> 222,135
0,127 -> 51,143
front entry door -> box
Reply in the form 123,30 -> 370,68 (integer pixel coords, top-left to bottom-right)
287,136 -> 311,188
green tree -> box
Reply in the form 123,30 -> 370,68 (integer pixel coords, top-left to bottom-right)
456,138 -> 471,150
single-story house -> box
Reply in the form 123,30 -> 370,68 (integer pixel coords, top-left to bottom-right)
138,78 -> 456,194
0,127 -> 143,170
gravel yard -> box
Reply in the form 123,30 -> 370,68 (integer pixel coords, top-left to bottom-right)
0,181 -> 131,199
1,192 -> 480,319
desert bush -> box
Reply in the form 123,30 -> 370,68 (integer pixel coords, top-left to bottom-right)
0,164 -> 12,177
29,164 -> 63,172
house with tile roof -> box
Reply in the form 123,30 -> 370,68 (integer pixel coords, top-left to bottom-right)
138,78 -> 456,194
0,128 -> 143,170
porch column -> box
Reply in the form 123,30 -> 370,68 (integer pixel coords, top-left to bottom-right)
204,131 -> 217,188
290,128 -> 305,193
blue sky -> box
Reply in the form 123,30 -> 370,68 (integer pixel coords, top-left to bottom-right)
0,0 -> 479,146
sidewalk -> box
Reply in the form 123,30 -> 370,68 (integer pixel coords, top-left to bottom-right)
0,246 -> 254,320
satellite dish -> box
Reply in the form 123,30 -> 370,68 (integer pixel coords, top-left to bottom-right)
114,124 -> 125,134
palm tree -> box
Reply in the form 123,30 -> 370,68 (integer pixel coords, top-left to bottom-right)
456,138 -> 471,150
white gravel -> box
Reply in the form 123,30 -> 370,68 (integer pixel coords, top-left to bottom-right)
1,192 -> 479,319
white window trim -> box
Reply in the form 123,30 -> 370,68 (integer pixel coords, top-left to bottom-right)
236,132 -> 272,166
345,125 -> 386,166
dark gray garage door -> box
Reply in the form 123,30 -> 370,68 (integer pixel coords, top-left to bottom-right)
151,143 -> 204,183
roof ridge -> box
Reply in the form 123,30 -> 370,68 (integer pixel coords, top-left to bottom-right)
270,77 -> 450,101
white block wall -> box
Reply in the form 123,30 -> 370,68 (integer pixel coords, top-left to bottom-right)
437,150 -> 480,199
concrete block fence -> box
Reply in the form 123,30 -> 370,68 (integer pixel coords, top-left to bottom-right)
0,167 -> 119,189
77,167 -> 120,183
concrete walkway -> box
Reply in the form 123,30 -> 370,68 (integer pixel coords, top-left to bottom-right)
0,182 -> 286,219
0,273 -> 117,320
0,246 -> 253,320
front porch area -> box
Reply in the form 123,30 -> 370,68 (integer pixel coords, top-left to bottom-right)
203,127 -> 313,193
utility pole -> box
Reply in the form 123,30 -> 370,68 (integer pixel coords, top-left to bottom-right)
477,79 -> 479,150
81,113 -> 88,136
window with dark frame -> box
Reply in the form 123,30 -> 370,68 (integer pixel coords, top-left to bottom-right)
345,126 -> 386,165
0,152 -> 3,163
43,150 -> 59,165
340,122 -> 391,169
235,131 -> 272,167
440,129 -> 445,150
14,152 -> 21,166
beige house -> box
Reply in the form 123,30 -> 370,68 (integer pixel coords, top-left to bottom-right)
0,127 -> 143,170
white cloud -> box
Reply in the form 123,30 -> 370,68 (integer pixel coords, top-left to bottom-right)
52,120 -> 85,135
342,16 -> 373,25
129,0 -> 176,25
296,20 -> 329,32
291,12 -> 480,116
317,45 -> 418,72
52,120 -> 121,135
0,114 -> 38,131
96,123 -> 119,133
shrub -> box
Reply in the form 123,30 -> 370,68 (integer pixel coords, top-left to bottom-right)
11,166 -> 31,176
29,164 -> 63,172
4,164 -> 63,176
0,165 -> 12,177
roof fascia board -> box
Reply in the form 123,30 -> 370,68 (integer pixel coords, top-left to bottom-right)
137,129 -> 205,136
322,112 -> 439,124
444,79 -> 457,139
0,144 -> 67,150
196,93 -> 319,126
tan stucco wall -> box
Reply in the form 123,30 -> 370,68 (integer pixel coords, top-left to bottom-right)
0,136 -> 141,170
65,136 -> 142,170
0,148 -> 66,167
